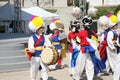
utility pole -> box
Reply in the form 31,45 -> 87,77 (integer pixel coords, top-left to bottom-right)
79,0 -> 87,19
52,0 -> 54,6
37,0 -> 39,6
22,0 -> 24,7
14,0 -> 21,32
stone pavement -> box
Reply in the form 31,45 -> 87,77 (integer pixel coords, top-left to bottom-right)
0,53 -> 113,80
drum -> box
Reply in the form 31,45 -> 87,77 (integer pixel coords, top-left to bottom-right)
41,47 -> 59,65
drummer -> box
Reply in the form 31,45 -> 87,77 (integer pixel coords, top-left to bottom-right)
28,16 -> 52,80
48,19 -> 67,70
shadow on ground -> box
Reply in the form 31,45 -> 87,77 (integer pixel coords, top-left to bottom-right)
40,77 -> 57,80
81,75 -> 103,80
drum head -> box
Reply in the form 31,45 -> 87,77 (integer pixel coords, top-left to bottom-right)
41,48 -> 54,65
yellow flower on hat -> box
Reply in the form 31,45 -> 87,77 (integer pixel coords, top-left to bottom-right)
109,15 -> 118,24
54,20 -> 64,29
108,14 -> 118,27
29,16 -> 44,32
32,16 -> 44,28
50,19 -> 64,31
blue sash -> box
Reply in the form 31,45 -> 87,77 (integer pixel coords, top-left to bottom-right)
32,34 -> 45,57
71,47 -> 79,68
81,45 -> 105,75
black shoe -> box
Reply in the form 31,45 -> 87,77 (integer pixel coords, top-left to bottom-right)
70,74 -> 73,77
104,72 -> 110,75
39,65 -> 42,71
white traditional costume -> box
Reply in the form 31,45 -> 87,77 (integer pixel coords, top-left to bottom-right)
28,16 -> 52,80
72,15 -> 105,80
113,10 -> 120,80
97,15 -> 110,74
106,14 -> 118,73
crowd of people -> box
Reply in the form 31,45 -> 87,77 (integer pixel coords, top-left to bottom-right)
25,7 -> 120,80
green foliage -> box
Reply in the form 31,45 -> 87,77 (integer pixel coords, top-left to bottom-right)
92,7 -> 116,19
74,0 -> 79,7
45,9 -> 57,13
114,5 -> 120,15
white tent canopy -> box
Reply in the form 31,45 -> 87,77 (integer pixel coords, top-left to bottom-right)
0,3 -> 59,21
21,6 -> 59,33
21,6 -> 59,20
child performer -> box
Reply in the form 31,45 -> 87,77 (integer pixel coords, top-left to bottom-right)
106,14 -> 118,74
113,11 -> 120,80
97,15 -> 111,74
28,16 -> 52,80
48,19 -> 67,70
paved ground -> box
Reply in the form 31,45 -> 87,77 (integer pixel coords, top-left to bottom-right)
0,53 -> 113,80
0,1 -> 114,80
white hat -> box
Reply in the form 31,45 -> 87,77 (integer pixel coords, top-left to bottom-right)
28,16 -> 44,32
98,15 -> 109,29
50,19 -> 64,31
72,6 -> 81,18
49,22 -> 56,31
87,7 -> 98,17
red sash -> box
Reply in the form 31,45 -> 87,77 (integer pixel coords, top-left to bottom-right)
49,32 -> 59,41
34,35 -> 43,47
100,41 -> 107,59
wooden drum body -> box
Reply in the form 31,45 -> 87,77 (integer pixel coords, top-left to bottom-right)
41,47 -> 59,65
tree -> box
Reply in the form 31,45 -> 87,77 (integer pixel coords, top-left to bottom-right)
114,5 -> 120,15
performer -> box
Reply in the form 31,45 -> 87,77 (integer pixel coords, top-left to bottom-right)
113,10 -> 120,80
113,34 -> 120,80
28,16 -> 52,80
48,19 -> 67,70
106,14 -> 118,74
97,15 -> 111,74
67,21 -> 79,76
72,16 -> 105,80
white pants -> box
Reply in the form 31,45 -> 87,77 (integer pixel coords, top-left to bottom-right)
106,47 -> 117,72
105,59 -> 111,72
69,52 -> 75,75
73,52 -> 94,80
30,57 -> 48,80
113,53 -> 120,80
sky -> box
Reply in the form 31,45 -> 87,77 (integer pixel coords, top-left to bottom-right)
87,0 -> 120,6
